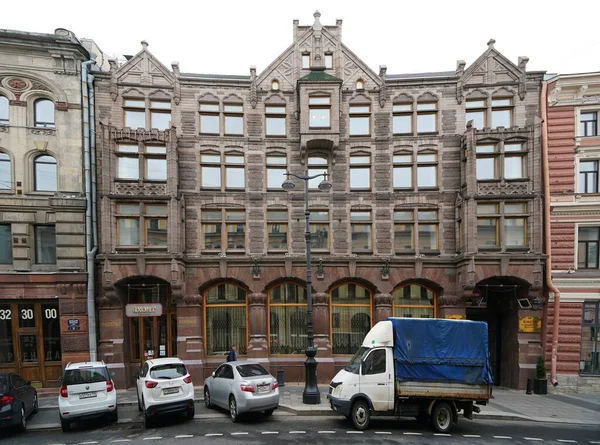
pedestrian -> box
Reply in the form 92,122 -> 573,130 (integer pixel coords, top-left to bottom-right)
226,344 -> 237,362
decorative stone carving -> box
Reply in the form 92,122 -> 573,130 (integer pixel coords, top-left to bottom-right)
29,128 -> 56,136
57,284 -> 70,295
378,65 -> 388,107
518,56 -> 529,100
248,293 -> 267,306
7,78 -> 27,90
0,126 -> 8,133
374,293 -> 392,323
114,183 -> 167,196
183,294 -> 202,306
313,292 -> 329,305
250,66 -> 257,109
438,294 -> 463,307
380,257 -> 390,280
478,182 -> 530,196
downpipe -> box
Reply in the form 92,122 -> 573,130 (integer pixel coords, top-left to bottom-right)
541,80 -> 560,387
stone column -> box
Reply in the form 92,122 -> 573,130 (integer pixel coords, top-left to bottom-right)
96,292 -> 127,388
313,292 -> 334,383
247,293 -> 267,358
374,293 -> 392,323
177,294 -> 204,384
438,292 -> 466,319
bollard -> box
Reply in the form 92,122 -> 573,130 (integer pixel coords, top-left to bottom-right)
526,378 -> 532,394
277,369 -> 285,387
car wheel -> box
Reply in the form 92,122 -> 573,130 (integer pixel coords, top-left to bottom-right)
431,402 -> 453,433
186,405 -> 195,420
111,409 -> 119,423
351,399 -> 370,430
229,396 -> 238,423
137,389 -> 142,412
60,417 -> 71,432
264,408 -> 274,416
17,405 -> 27,432
143,412 -> 153,429
32,393 -> 39,414
204,387 -> 213,409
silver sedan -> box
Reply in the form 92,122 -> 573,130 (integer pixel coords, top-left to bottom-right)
203,361 -> 279,422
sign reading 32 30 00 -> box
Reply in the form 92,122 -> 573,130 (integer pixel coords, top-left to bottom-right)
125,303 -> 163,317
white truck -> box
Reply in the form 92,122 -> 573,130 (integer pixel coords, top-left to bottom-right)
327,317 -> 492,433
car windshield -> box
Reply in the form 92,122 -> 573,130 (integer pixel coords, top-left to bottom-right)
344,347 -> 369,374
236,364 -> 269,378
0,377 -> 8,394
150,363 -> 187,379
63,367 -> 109,385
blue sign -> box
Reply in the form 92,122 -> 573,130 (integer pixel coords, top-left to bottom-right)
67,318 -> 80,331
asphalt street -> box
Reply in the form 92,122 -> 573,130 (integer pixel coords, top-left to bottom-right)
2,412 -> 599,445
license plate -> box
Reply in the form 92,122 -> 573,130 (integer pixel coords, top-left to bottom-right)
163,387 -> 179,395
79,392 -> 97,399
258,385 -> 270,393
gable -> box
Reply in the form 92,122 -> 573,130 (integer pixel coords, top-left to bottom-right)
115,42 -> 174,87
463,45 -> 522,86
340,44 -> 380,90
256,43 -> 296,91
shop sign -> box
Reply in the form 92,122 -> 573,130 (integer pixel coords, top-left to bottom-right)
126,303 -> 163,317
518,316 -> 541,333
67,318 -> 80,331
445,314 -> 465,320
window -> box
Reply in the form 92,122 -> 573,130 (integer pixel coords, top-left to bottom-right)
265,105 -> 286,136
351,211 -> 372,252
477,203 -> 499,247
579,160 -> 599,193
418,210 -> 439,250
0,224 -> 12,264
35,225 -> 56,264
309,96 -> 330,128
0,96 -> 8,125
123,99 -> 146,129
268,283 -> 307,354
350,154 -> 371,190
149,100 -> 171,130
266,154 -> 287,189
34,155 -> 57,192
330,283 -> 371,354
116,144 -> 167,181
363,349 -> 386,374
579,111 -> 597,137
505,203 -> 527,247
580,302 -> 600,374
325,54 -> 333,69
204,283 -> 247,356
224,104 -> 244,135
476,142 -> 526,180
393,154 -> 412,189
394,211 -> 414,251
310,210 -> 329,249
199,102 -> 220,134
267,210 -> 288,250
393,103 -> 412,134
307,154 -> 329,189
271,80 -> 279,91
578,226 -> 599,269
392,210 -> 440,252
466,99 -> 487,129
392,284 -> 435,318
302,54 -> 310,69
356,79 -> 364,90
34,99 -> 54,128
476,144 -> 498,180
349,105 -> 370,136
504,143 -> 526,179
116,203 -> 168,247
202,209 -> 246,251
200,153 -> 245,190
0,152 -> 11,190
417,154 -> 438,188
491,98 -> 513,128
416,102 -> 437,133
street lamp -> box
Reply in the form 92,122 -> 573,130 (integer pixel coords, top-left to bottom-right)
282,169 -> 332,404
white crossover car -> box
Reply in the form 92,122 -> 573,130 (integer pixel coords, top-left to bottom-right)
203,361 -> 279,422
58,361 -> 117,432
135,357 -> 195,428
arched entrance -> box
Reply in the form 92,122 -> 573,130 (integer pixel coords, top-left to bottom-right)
466,276 -> 530,389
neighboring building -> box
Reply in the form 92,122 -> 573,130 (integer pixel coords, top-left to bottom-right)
94,13 -> 546,389
546,72 -> 600,392
0,28 -> 92,387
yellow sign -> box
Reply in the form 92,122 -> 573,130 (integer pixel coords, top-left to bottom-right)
177,317 -> 197,326
519,316 -> 541,333
101,321 -> 121,328
445,315 -> 465,320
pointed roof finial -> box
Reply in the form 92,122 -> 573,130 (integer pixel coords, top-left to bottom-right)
313,11 -> 322,31
487,38 -> 496,49
141,40 -> 149,50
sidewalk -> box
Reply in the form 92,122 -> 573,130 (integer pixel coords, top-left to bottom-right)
30,383 -> 600,431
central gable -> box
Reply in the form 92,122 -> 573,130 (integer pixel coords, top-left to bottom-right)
114,41 -> 174,87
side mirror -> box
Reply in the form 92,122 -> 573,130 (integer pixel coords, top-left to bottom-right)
211,371 -> 216,378
133,372 -> 139,379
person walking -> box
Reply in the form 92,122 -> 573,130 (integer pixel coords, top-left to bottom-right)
226,345 -> 237,362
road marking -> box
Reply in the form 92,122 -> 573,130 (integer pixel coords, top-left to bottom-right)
494,437 -> 512,440
590,442 -> 600,444
206,434 -> 223,437
404,432 -> 423,435
289,431 -> 306,434
434,433 -> 452,437
79,442 -> 99,445
318,431 -> 336,434
262,431 -> 278,435
557,441 -> 577,443
464,435 -> 481,438
142,439 -> 162,441
231,432 -> 249,435
111,441 -> 131,443
175,435 -> 193,439
375,431 -> 392,435
347,431 -> 363,434
524,438 -> 543,441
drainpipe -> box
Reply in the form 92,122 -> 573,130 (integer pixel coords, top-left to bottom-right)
541,80 -> 560,386
82,59 -> 98,361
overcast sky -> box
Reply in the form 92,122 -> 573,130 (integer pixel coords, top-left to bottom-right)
4,0 -> 599,76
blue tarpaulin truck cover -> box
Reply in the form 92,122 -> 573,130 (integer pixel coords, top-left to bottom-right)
389,317 -> 493,385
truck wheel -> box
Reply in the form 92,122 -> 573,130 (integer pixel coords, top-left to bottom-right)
351,399 -> 370,430
431,402 -> 453,433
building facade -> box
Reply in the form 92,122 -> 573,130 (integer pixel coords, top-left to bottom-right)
546,72 -> 600,392
94,13 -> 546,390
0,29 -> 92,388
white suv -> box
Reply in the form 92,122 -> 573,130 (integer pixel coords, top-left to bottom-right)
135,357 -> 195,428
58,361 -> 117,432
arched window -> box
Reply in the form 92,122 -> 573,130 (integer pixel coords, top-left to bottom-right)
34,155 -> 57,192
356,79 -> 364,90
271,80 -> 279,91
0,96 -> 9,125
34,99 -> 55,128
392,283 -> 436,318
268,282 -> 306,354
0,152 -> 11,190
204,283 -> 247,356
330,283 -> 372,354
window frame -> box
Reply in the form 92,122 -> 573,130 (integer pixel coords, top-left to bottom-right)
0,152 -> 12,190
349,104 -> 371,136
392,103 -> 413,135
149,100 -> 172,131
416,102 -> 438,134
0,95 -> 9,125
309,209 -> 330,250
201,209 -> 246,252
466,98 -> 487,129
579,111 -> 598,137
476,141 -> 527,181
123,98 -> 146,130
33,154 -> 58,192
416,153 -> 438,189
33,98 -> 55,128
491,97 -> 514,129
200,152 -> 245,191
392,283 -> 436,318
350,211 -> 372,253
578,159 -> 599,194
199,102 -> 221,135
115,143 -> 167,182
308,96 -> 331,129
349,153 -> 371,190
268,282 -> 307,355
34,224 -> 56,264
265,104 -> 287,137
329,282 -> 372,355
266,153 -> 287,190
116,203 -> 168,248
307,153 -> 329,190
223,103 -> 244,136
267,209 -> 288,251
578,226 -> 600,270
0,223 -> 13,264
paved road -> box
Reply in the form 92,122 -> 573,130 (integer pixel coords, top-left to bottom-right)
2,413 -> 599,445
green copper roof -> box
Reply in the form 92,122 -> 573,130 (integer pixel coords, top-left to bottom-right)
299,70 -> 342,82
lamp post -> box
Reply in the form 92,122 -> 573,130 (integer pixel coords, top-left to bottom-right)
282,169 -> 332,404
